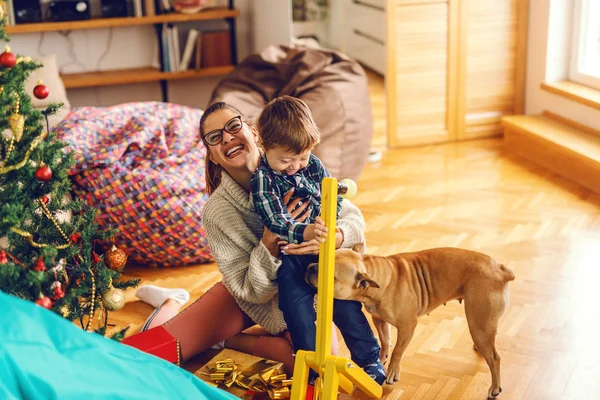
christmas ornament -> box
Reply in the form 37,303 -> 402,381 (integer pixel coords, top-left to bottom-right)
0,251 -> 7,264
34,257 -> 46,272
35,296 -> 53,309
33,80 -> 49,100
102,285 -> 125,311
51,281 -> 65,300
92,252 -> 101,263
0,46 -> 16,68
70,232 -> 81,243
41,195 -> 49,205
8,107 -> 24,142
105,245 -> 128,271
35,165 -> 53,181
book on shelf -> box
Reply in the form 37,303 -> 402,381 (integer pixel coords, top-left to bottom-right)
161,24 -> 170,72
144,0 -> 156,16
195,36 -> 203,70
133,0 -> 143,17
180,28 -> 200,71
168,24 -> 180,72
158,0 -> 173,14
201,30 -> 232,68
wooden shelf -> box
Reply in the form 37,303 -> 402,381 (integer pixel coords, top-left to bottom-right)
61,66 -> 234,89
4,8 -> 239,35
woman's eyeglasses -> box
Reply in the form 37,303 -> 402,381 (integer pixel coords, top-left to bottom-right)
202,115 -> 244,146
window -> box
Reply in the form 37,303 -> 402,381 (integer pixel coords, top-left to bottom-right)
570,0 -> 600,90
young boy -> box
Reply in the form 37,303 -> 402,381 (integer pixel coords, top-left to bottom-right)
251,96 -> 386,389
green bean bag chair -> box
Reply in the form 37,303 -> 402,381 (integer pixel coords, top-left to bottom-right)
0,291 -> 236,400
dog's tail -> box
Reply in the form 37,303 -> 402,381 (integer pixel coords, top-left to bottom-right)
499,264 -> 515,282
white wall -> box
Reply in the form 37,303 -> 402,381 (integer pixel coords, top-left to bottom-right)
525,0 -> 600,130
252,0 -> 292,52
6,0 -> 290,110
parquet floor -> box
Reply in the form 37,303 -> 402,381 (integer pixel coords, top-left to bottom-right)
110,76 -> 600,399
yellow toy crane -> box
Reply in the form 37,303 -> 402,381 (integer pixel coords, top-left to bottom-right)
290,177 -> 383,400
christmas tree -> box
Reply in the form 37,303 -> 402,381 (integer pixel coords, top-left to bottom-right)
0,12 -> 138,337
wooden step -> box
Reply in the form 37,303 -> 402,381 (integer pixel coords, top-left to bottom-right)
501,113 -> 600,194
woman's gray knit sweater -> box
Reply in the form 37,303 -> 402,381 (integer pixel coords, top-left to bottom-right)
202,171 -> 367,334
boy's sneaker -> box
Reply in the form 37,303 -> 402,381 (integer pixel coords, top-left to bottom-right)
363,361 -> 386,386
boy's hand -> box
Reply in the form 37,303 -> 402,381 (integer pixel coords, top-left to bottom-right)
304,217 -> 328,243
314,217 -> 328,243
284,226 -> 343,255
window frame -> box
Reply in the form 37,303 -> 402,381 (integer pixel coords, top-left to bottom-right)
569,0 -> 600,90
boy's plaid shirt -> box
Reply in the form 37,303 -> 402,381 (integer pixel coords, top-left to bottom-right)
251,153 -> 342,244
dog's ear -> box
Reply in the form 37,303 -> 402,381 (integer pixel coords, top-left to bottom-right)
351,243 -> 365,253
357,272 -> 380,289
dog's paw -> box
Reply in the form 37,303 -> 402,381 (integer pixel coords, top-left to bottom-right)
487,386 -> 502,399
385,362 -> 401,384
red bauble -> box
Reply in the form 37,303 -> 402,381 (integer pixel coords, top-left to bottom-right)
52,282 -> 65,300
35,296 -> 53,309
35,165 -> 53,181
41,195 -> 49,205
34,257 -> 46,272
33,83 -> 49,100
0,251 -> 7,264
0,48 -> 16,68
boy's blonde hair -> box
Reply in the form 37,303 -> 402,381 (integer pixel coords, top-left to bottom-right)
257,95 -> 321,153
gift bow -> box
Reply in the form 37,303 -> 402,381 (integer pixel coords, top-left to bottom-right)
205,358 -> 292,399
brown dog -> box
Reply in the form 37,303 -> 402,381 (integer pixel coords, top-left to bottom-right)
305,244 -> 515,399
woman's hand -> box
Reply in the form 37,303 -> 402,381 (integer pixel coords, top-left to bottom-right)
281,239 -> 320,255
262,189 -> 310,257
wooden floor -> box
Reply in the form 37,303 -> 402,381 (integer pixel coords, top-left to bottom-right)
110,79 -> 600,399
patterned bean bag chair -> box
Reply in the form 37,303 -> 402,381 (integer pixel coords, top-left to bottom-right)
55,102 -> 211,267
210,45 -> 373,181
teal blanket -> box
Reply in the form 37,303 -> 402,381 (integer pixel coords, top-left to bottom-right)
0,291 -> 236,400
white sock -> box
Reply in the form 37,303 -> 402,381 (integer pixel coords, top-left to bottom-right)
135,285 -> 190,309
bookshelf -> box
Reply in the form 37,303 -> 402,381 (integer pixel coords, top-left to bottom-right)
4,4 -> 238,101
3,8 -> 239,35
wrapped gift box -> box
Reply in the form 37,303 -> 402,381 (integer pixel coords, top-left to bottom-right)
121,326 -> 180,365
195,349 -> 292,399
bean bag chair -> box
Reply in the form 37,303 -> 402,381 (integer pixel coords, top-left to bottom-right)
209,45 -> 373,181
0,291 -> 236,400
55,102 -> 211,267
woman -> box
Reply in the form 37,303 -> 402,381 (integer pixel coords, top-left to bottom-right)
129,102 -> 378,380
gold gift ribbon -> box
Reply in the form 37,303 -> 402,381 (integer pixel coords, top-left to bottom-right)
203,358 -> 292,399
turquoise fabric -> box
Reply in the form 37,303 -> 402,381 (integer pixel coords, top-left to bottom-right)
0,291 -> 237,400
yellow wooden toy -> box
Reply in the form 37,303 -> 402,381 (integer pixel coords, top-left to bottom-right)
290,178 -> 382,400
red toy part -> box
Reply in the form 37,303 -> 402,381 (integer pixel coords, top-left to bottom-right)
121,326 -> 180,365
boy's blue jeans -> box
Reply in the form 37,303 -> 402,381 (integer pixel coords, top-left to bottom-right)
277,254 -> 381,382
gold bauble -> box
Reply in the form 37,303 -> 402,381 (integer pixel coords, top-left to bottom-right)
105,244 -> 128,271
102,286 -> 125,311
8,113 -> 24,142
